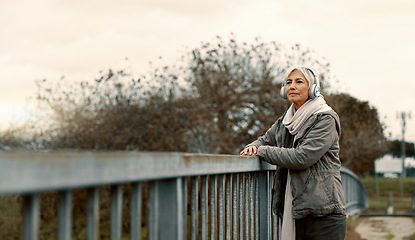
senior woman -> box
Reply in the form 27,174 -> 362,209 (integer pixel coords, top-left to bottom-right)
240,66 -> 346,240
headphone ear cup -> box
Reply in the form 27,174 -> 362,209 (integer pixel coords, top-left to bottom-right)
309,84 -> 316,99
309,84 -> 320,99
280,86 -> 287,99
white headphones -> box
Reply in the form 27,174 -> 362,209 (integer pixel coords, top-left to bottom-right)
280,67 -> 321,100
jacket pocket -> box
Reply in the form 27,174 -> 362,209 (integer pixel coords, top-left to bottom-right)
292,171 -> 333,211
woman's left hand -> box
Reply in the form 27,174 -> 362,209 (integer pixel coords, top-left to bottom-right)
240,146 -> 258,156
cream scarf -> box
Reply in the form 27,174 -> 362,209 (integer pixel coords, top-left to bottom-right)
282,96 -> 332,135
281,96 -> 332,240
281,171 -> 295,240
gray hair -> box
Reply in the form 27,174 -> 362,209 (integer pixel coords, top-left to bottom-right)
283,66 -> 316,88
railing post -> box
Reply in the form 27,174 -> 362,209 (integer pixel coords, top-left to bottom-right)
152,178 -> 185,240
130,183 -> 142,240
250,174 -> 255,240
201,176 -> 208,240
176,178 -> 185,240
191,176 -> 199,240
210,175 -> 218,240
412,194 -> 415,216
110,185 -> 123,240
255,174 -> 259,238
23,194 -> 40,240
218,174 -> 225,240
244,174 -> 249,239
182,177 -> 188,239
387,193 -> 394,215
58,190 -> 73,240
87,187 -> 100,240
148,182 -> 158,240
225,174 -> 232,240
258,172 -> 270,240
232,174 -> 239,240
239,174 -> 244,239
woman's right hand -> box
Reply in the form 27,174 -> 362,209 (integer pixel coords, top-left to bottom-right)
240,146 -> 258,156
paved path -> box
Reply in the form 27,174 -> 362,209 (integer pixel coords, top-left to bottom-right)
355,216 -> 415,240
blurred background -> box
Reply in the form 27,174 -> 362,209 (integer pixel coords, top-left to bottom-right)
1,0 -> 415,238
1,0 -> 414,173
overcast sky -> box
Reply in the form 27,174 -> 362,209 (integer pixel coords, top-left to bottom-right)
1,0 -> 415,142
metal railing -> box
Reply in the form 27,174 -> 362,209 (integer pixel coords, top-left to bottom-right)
0,151 -> 367,240
340,167 -> 368,216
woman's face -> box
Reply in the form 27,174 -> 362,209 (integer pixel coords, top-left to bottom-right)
285,70 -> 310,109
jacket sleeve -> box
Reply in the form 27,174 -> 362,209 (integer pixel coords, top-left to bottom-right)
246,121 -> 278,149
257,115 -> 338,170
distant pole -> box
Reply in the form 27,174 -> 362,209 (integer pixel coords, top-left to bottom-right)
387,193 -> 394,215
401,112 -> 406,178
374,160 -> 379,200
397,111 -> 411,199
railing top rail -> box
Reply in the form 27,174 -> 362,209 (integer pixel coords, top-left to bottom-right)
0,151 -> 364,198
0,151 -> 275,195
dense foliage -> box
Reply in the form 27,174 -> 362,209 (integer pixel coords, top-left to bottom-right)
325,93 -> 388,175
387,140 -> 415,158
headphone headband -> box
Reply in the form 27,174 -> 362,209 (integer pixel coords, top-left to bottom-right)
305,68 -> 320,89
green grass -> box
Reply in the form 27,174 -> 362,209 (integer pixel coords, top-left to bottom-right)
361,177 -> 415,198
361,177 -> 415,214
366,197 -> 413,213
